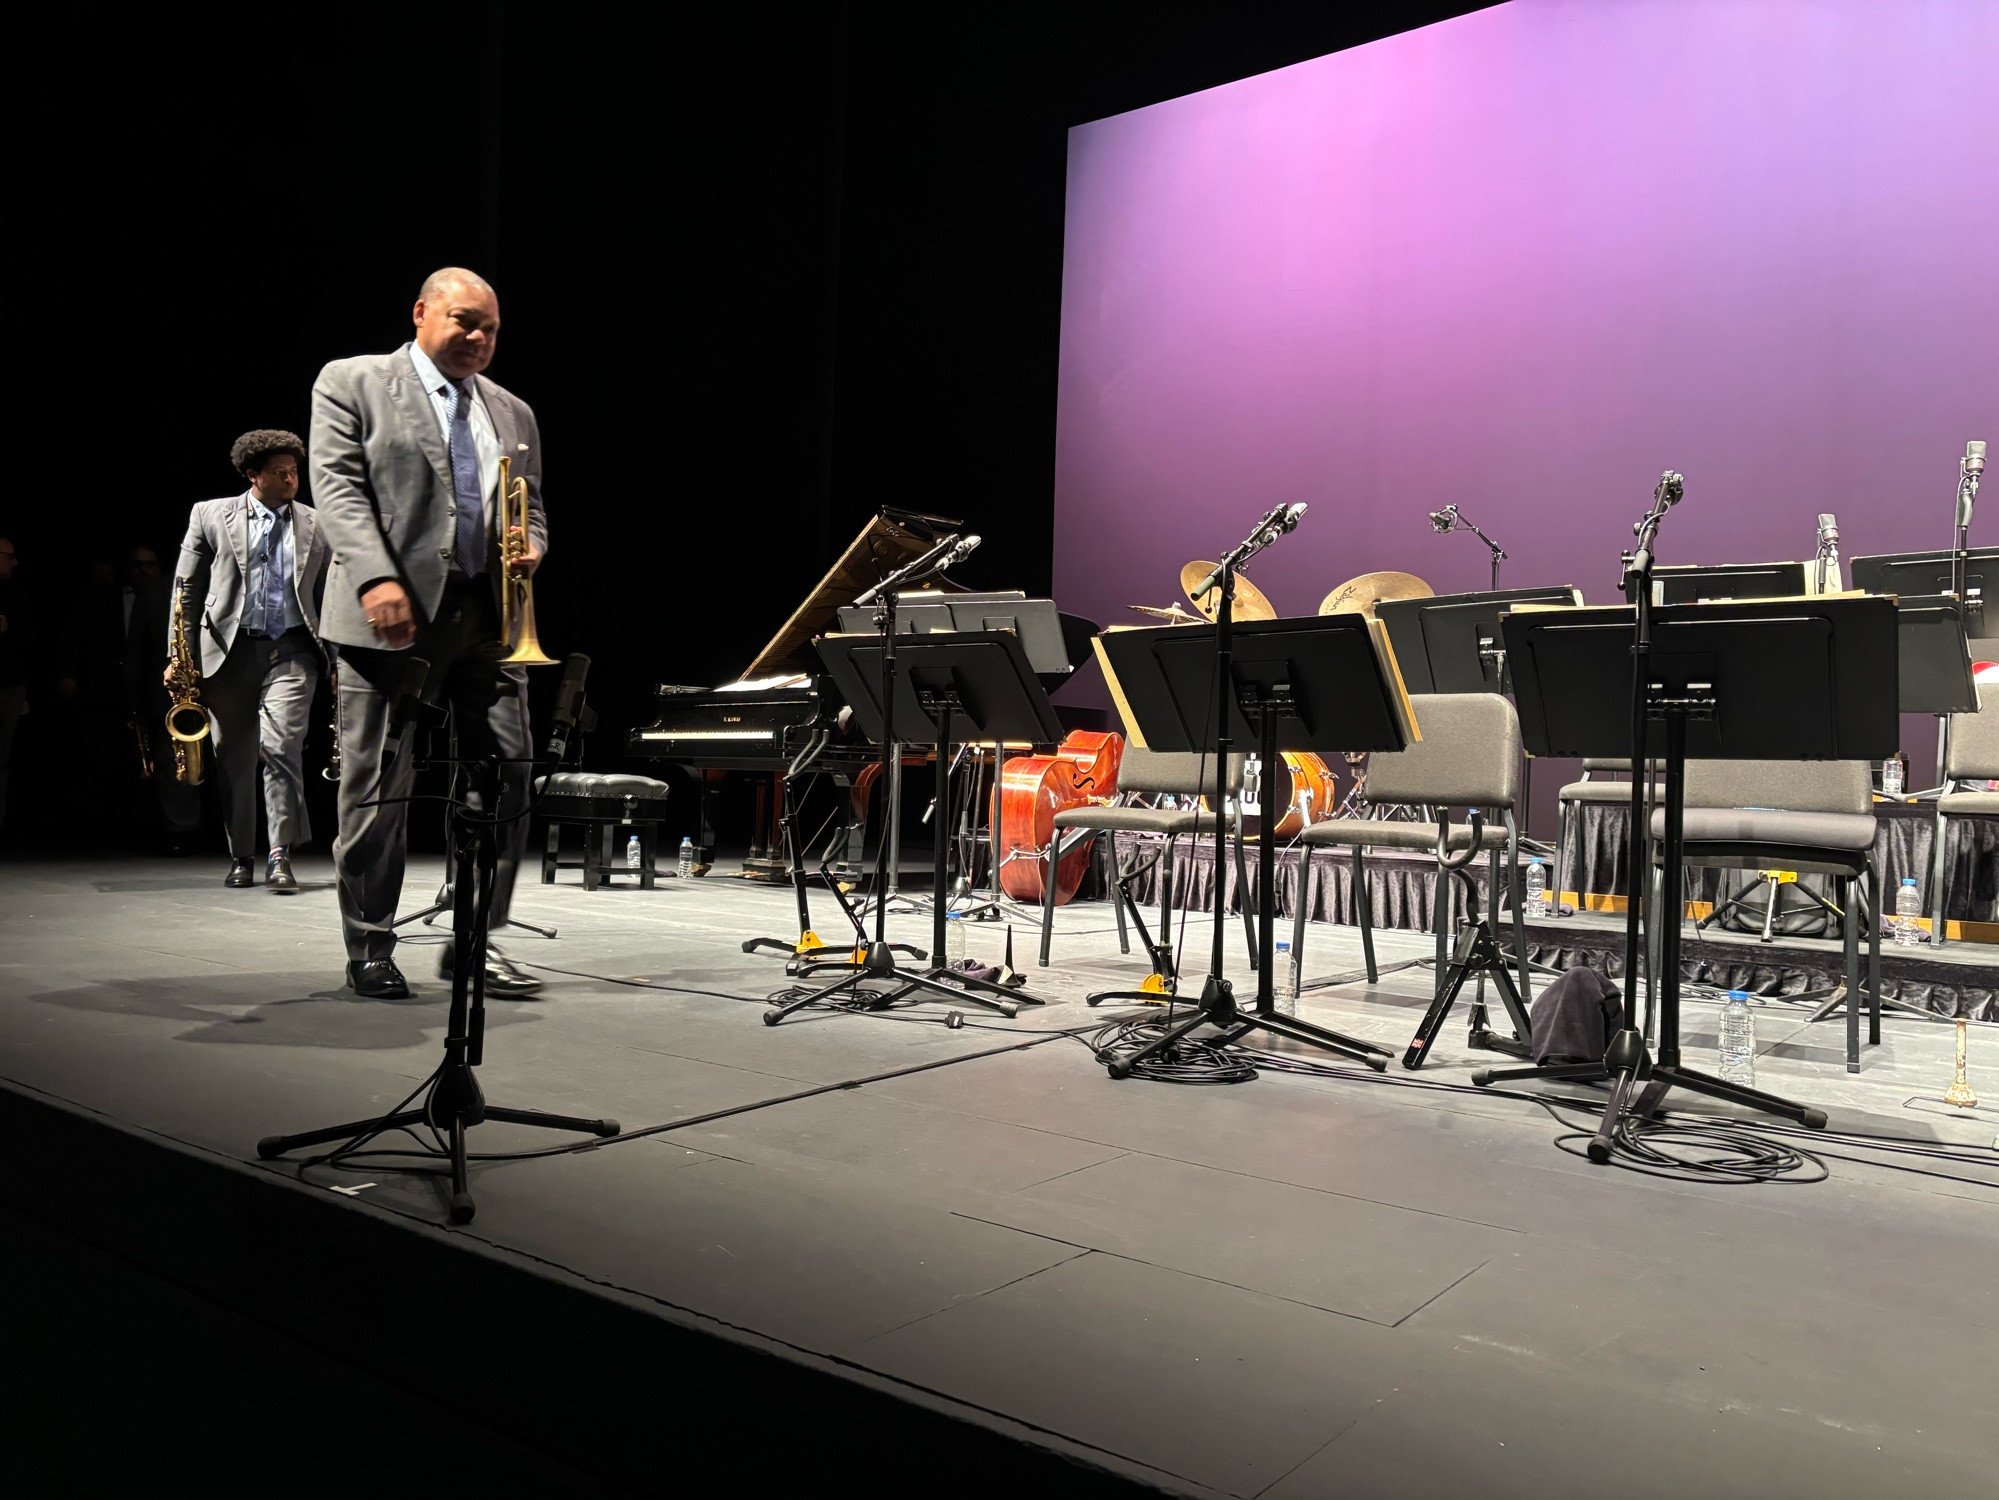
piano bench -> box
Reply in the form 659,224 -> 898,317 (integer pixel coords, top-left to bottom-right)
535,773 -> 673,892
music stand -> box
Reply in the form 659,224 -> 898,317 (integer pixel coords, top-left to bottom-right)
1853,548 -> 1994,794
1484,596 -> 1898,1150
1095,613 -> 1410,1073
1651,561 -> 1808,604
763,630 -> 1062,1023
1377,587 -> 1583,695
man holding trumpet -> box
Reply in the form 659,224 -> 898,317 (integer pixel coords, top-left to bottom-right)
310,267 -> 547,999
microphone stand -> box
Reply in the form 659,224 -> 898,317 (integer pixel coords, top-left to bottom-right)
1106,506 -> 1391,1077
766,535 -> 1029,1024
1434,505 -> 1507,590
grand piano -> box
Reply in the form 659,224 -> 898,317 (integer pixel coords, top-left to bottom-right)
628,509 -> 960,877
628,508 -> 1106,880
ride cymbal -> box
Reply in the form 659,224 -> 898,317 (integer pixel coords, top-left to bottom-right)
1318,570 -> 1433,619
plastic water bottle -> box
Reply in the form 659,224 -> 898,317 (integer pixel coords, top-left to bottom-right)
1274,939 -> 1297,1016
945,912 -> 967,967
1523,857 -> 1548,918
1894,877 -> 1922,946
677,836 -> 694,879
1718,989 -> 1756,1085
1881,757 -> 1904,797
625,834 -> 642,871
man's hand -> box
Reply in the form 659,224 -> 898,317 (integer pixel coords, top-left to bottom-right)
506,527 -> 541,578
360,580 -> 417,648
163,664 -> 174,686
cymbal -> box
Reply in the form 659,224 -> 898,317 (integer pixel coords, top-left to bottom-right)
1318,570 -> 1433,619
1180,561 -> 1278,623
1129,602 -> 1203,624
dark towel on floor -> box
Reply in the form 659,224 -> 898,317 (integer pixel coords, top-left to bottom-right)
1528,965 -> 1624,1064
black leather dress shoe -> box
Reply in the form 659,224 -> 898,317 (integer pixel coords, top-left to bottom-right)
437,943 -> 544,996
346,959 -> 411,999
266,853 -> 298,893
225,858 -> 255,888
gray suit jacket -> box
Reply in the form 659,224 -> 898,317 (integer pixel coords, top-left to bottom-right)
173,494 -> 329,677
308,343 -> 547,650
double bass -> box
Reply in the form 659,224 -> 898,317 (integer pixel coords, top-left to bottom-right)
992,730 -> 1124,905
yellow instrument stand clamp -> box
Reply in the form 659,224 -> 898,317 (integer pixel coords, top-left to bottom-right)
1760,870 -> 1799,883
793,930 -> 828,955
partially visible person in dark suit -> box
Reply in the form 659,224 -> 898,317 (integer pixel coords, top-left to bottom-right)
0,536 -> 28,831
60,546 -> 167,821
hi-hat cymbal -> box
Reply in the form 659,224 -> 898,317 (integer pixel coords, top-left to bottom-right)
1129,602 -> 1203,624
1318,570 -> 1433,619
1180,562 -> 1278,623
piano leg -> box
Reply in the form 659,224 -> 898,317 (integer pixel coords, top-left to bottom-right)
695,769 -> 723,875
742,773 -> 790,884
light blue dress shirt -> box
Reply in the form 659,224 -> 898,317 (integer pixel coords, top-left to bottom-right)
243,496 -> 304,637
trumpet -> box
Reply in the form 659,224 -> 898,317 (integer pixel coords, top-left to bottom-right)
322,661 -> 341,781
497,454 -> 557,666
164,585 -> 209,785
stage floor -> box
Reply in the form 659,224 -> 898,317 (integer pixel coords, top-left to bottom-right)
3,854 -> 1996,1496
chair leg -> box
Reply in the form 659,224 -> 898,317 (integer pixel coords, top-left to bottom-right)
1843,873 -> 1861,1073
1867,860 -> 1882,1046
1507,812 -> 1532,1003
639,823 -> 657,890
1038,837 -> 1058,967
1434,859 -> 1451,1002
1354,844 -> 1378,984
1161,837 -> 1176,933
1234,821 -> 1258,971
1552,798 -> 1568,914
1291,844 -> 1311,991
1107,838 -> 1130,955
1929,810 -> 1951,949
542,823 -> 559,884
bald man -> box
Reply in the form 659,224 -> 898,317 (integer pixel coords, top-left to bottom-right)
310,268 -> 547,1000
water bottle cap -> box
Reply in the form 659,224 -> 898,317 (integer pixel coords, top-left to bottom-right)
1530,857 -> 1543,866
1727,989 -> 1748,999
1902,877 -> 1917,886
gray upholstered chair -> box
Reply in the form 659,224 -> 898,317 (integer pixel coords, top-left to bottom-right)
1038,748 -> 1252,975
1553,758 -> 1662,914
1650,760 -> 1879,1071
1287,693 -> 1530,1007
1928,682 -> 1998,949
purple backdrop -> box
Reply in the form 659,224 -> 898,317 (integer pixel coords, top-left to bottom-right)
1052,0 -> 1997,831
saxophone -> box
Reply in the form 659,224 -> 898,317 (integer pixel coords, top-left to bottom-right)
164,585 -> 209,785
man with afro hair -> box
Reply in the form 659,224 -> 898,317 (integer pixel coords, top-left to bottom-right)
170,428 -> 329,891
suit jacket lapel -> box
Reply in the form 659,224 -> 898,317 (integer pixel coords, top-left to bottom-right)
229,493 -> 250,573
392,344 -> 455,493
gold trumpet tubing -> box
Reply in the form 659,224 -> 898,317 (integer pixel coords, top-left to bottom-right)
496,461 -> 557,666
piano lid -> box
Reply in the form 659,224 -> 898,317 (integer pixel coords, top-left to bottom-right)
741,507 -> 964,680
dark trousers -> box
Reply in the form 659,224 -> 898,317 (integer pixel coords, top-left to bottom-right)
204,627 -> 319,858
333,577 -> 531,963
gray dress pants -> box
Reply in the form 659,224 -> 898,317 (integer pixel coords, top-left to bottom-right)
333,576 -> 531,963
203,626 -> 319,857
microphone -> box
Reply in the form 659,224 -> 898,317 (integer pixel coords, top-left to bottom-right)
1961,440 -> 1986,529
545,653 -> 591,762
1276,501 -> 1308,533
1429,506 -> 1457,534
942,533 -> 982,568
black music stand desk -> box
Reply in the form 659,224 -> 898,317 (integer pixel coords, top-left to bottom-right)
1095,614 -> 1414,1071
769,630 -> 1062,1021
1490,597 -> 1898,1137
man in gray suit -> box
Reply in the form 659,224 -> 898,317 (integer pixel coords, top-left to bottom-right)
172,430 -> 329,891
310,267 -> 546,1000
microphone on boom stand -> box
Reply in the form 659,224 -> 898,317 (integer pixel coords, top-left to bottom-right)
1429,506 -> 1457,533
1191,504 -> 1306,601
545,653 -> 592,762
1961,440 -> 1986,530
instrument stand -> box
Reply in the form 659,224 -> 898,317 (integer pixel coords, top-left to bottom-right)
259,754 -> 617,1224
1473,490 -> 1901,1157
1402,854 -> 1534,1069
743,756 -> 922,974
1084,836 -> 1179,1007
1094,531 -> 1407,1078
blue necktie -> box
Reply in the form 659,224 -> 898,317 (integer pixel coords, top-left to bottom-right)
447,379 -> 486,576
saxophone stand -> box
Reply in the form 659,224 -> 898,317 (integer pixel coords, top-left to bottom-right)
259,753 -> 617,1224
1092,508 -> 1401,1078
1399,818 -> 1535,1069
